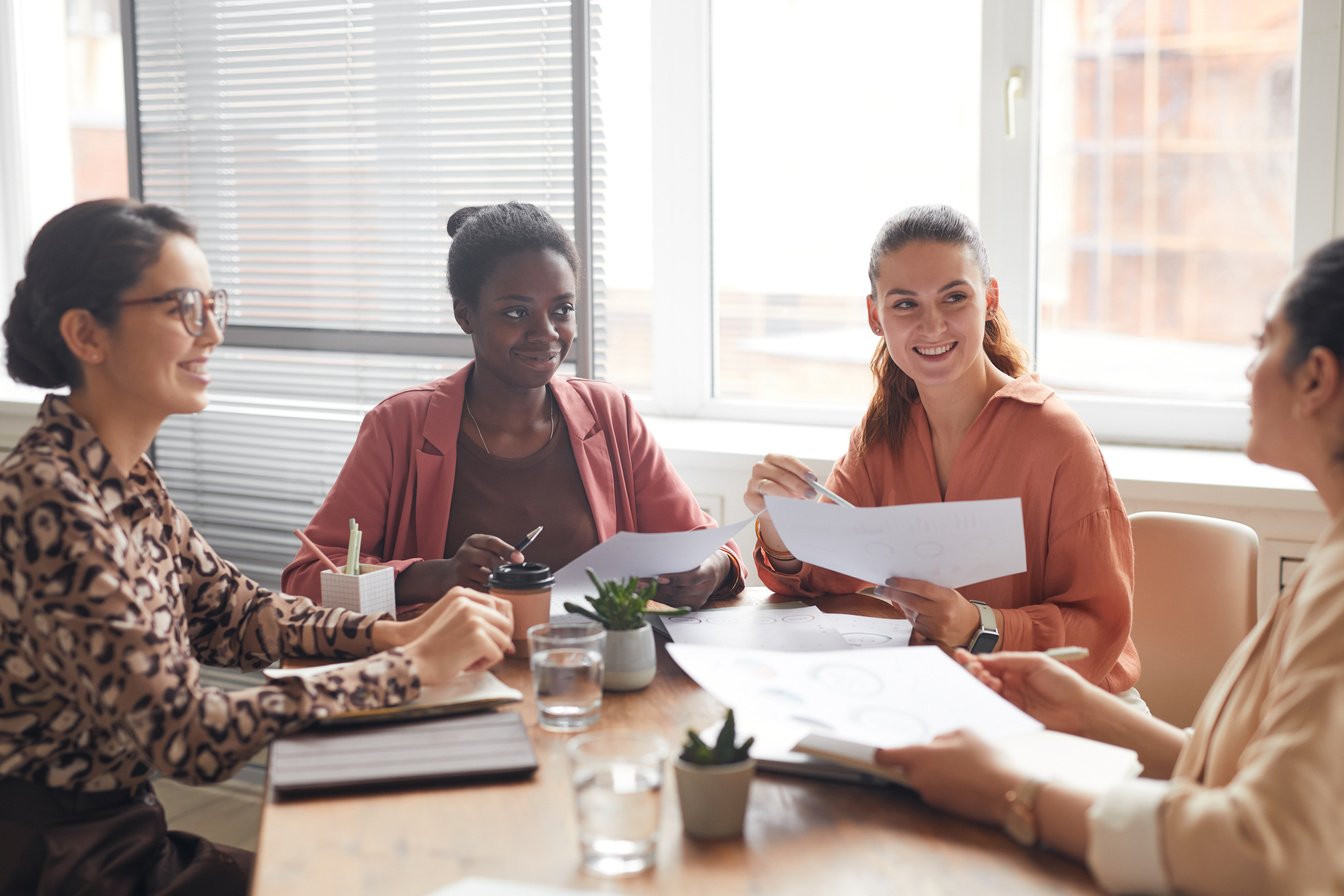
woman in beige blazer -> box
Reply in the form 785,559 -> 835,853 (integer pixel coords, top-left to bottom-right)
878,236 -> 1344,895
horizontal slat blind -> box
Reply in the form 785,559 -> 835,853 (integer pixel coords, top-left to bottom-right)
133,0 -> 597,587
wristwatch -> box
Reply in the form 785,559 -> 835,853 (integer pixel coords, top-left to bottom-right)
1003,777 -> 1045,847
967,600 -> 999,654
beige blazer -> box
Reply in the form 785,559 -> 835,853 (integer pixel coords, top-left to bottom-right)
1159,509 -> 1344,893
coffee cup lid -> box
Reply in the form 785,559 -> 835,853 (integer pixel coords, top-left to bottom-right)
488,561 -> 555,589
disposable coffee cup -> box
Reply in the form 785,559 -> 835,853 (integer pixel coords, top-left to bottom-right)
488,561 -> 556,655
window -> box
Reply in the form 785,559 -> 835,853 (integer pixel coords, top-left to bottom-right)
130,0 -> 597,587
0,0 -> 128,305
601,0 -> 1341,445
1035,0 -> 1299,407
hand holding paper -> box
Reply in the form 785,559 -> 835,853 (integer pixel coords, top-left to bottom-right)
762,495 -> 1026,589
550,519 -> 752,614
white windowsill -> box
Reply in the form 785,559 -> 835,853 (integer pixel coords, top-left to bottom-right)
642,414 -> 1321,513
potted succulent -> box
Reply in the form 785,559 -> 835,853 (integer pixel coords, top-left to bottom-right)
675,708 -> 756,840
564,569 -> 687,691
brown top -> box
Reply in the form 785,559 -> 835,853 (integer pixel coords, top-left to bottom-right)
446,414 -> 599,572
0,396 -> 418,792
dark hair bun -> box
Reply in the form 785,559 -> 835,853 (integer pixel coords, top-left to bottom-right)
4,280 -> 67,388
446,206 -> 484,238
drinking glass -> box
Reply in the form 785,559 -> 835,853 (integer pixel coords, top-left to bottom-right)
567,731 -> 667,876
527,621 -> 606,732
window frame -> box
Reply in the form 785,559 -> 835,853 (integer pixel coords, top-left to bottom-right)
642,0 -> 1344,448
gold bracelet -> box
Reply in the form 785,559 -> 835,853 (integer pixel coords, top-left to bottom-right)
755,518 -> 796,562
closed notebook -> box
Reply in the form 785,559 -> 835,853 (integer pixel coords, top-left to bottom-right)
270,711 -> 538,797
264,664 -> 522,728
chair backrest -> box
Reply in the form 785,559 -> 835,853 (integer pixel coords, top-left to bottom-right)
1129,511 -> 1259,728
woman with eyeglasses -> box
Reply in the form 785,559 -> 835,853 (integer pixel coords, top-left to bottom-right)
0,199 -> 515,895
877,237 -> 1344,895
282,202 -> 743,611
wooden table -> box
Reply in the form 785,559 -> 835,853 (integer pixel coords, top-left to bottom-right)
252,592 -> 1102,895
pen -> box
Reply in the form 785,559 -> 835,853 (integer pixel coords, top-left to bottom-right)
808,477 -> 854,508
514,525 -> 543,553
292,528 -> 341,574
1044,646 -> 1090,662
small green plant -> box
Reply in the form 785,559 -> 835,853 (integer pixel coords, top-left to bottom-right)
563,568 -> 689,631
679,708 -> 754,765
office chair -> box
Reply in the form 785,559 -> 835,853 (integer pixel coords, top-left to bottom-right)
1128,511 -> 1259,728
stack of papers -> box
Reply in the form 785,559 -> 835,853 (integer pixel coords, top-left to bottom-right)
669,643 -> 1141,793
265,664 -> 522,728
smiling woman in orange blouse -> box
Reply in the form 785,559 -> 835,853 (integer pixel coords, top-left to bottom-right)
744,205 -> 1141,697
881,236 -> 1344,895
0,199 -> 514,895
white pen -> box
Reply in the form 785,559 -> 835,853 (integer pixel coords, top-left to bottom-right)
1044,646 -> 1090,662
808,477 -> 854,508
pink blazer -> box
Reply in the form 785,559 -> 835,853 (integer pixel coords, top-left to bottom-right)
282,363 -> 742,601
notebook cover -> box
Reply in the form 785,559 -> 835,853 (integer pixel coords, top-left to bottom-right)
269,711 -> 537,798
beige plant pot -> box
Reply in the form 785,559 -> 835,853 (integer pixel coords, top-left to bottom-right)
674,757 -> 755,840
602,623 -> 656,691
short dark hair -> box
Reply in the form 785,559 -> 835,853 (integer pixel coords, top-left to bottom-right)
4,198 -> 196,389
1282,237 -> 1344,373
445,202 -> 580,310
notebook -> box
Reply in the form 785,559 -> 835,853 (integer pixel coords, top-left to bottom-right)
269,711 -> 538,797
264,665 -> 522,728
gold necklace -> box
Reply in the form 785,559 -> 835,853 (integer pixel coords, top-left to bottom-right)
464,394 -> 555,456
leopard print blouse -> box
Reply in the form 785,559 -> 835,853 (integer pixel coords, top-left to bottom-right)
0,396 -> 420,792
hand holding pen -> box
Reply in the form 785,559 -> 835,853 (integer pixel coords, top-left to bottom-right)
745,452 -> 851,515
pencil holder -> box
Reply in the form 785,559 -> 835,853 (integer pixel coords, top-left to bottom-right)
320,564 -> 397,618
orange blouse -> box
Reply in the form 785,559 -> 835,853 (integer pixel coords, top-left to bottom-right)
756,375 -> 1140,693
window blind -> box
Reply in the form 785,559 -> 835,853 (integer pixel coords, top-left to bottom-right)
131,0 -> 604,588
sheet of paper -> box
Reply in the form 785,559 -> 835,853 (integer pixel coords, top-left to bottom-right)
763,496 -> 1026,588
667,643 -> 1041,749
820,613 -> 913,648
661,606 -> 851,651
550,518 -> 752,613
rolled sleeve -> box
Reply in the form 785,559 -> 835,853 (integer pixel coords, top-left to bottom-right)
1087,778 -> 1173,895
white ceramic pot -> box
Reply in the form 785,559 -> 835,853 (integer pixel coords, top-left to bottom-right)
602,623 -> 656,691
674,757 -> 756,840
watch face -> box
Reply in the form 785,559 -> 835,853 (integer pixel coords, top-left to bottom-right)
969,630 -> 999,654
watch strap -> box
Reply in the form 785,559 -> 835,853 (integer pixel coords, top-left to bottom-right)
967,600 -> 999,654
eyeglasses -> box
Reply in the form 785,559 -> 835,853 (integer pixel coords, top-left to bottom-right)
120,288 -> 229,336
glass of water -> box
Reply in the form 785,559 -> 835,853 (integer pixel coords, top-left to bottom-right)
568,730 -> 667,876
527,621 -> 606,732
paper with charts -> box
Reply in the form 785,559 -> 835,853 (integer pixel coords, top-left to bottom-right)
550,518 -> 752,613
666,643 -> 1041,749
662,606 -> 912,652
763,495 -> 1026,588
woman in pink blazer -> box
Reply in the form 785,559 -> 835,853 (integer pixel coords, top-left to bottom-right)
284,203 -> 742,610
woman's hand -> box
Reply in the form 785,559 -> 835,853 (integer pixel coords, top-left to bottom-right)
876,577 -> 981,649
654,552 -> 733,609
955,649 -> 1099,738
395,534 -> 522,602
400,588 -> 515,688
744,453 -> 822,515
875,730 -> 1022,827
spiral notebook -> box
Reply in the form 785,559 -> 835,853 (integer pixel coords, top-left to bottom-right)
269,711 -> 537,797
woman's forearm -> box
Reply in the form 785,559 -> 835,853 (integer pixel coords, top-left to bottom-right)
1036,781 -> 1095,861
1086,695 -> 1189,779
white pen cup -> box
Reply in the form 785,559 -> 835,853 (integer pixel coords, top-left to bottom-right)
568,730 -> 667,876
320,564 -> 396,617
528,621 -> 605,732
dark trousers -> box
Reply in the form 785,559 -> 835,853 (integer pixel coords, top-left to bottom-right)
0,777 -> 253,896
